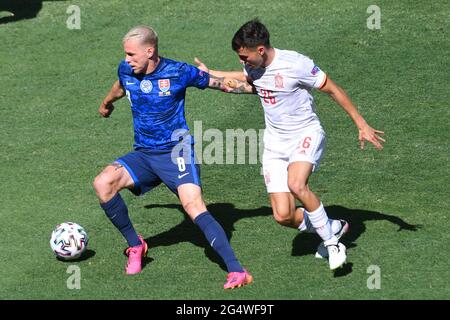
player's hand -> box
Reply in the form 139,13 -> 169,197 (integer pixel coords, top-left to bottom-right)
194,57 -> 209,73
221,77 -> 239,93
358,124 -> 385,150
98,101 -> 115,117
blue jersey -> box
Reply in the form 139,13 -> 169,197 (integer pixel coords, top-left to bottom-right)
117,58 -> 209,150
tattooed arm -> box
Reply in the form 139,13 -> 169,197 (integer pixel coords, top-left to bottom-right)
207,74 -> 256,94
208,74 -> 227,90
222,77 -> 256,94
196,57 -> 255,93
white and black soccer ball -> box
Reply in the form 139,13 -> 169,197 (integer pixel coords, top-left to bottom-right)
50,222 -> 88,260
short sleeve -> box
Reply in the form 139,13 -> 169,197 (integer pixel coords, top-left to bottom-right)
243,66 -> 249,77
296,55 -> 327,89
117,60 -> 132,87
181,64 -> 210,89
244,65 -> 264,83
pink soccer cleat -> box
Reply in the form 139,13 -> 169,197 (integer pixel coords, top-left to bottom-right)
124,235 -> 148,275
223,269 -> 253,289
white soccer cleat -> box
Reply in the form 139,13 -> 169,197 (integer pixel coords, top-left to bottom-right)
325,242 -> 347,270
315,220 -> 349,259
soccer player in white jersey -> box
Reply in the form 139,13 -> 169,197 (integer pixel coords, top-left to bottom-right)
195,19 -> 385,270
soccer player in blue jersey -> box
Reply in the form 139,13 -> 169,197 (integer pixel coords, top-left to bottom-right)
93,25 -> 252,289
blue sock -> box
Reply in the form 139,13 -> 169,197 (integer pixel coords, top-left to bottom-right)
194,211 -> 243,273
100,193 -> 140,247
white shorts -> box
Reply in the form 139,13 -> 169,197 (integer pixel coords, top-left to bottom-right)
262,128 -> 326,193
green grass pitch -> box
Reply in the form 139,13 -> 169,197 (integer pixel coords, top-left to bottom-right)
0,0 -> 448,299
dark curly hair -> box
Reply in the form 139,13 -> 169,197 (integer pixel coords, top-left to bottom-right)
231,19 -> 271,51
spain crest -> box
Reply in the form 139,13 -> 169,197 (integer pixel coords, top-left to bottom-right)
274,73 -> 284,89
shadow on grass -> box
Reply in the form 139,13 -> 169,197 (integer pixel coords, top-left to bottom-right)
334,262 -> 353,277
291,205 -> 421,259
143,203 -> 273,271
141,203 -> 420,273
0,0 -> 65,25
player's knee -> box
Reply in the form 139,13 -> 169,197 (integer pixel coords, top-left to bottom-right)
272,207 -> 294,226
181,197 -> 197,212
181,196 -> 206,217
93,174 -> 115,201
273,212 -> 293,226
288,181 -> 309,199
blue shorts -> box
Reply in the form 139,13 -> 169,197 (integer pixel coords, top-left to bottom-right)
116,144 -> 201,196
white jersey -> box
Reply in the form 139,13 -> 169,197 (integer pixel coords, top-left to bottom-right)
244,48 -> 327,143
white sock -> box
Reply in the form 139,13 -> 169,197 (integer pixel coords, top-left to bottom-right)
299,209 -> 341,235
305,203 -> 334,242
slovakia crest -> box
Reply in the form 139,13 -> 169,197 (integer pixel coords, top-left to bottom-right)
140,80 -> 153,93
158,79 -> 171,92
158,79 -> 171,96
274,73 -> 284,88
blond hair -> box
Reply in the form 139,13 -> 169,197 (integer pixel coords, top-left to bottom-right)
123,25 -> 158,48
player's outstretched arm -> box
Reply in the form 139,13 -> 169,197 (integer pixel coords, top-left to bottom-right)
194,57 -> 246,81
221,78 -> 256,94
194,57 -> 255,94
319,77 -> 385,150
207,74 -> 256,94
98,80 -> 125,118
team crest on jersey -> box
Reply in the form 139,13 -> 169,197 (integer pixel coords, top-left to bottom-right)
274,73 -> 284,88
311,65 -> 320,76
140,80 -> 153,93
158,79 -> 171,96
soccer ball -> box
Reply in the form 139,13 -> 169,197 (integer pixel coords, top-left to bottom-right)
50,222 -> 89,260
